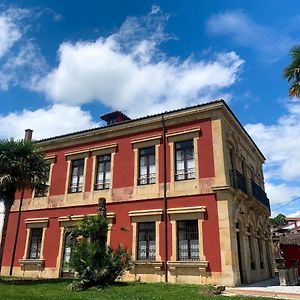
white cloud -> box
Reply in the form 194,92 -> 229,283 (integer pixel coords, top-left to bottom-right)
36,8 -> 244,117
265,181 -> 300,205
246,102 -> 300,206
0,104 -> 98,140
288,210 -> 300,218
0,7 -> 48,90
206,10 -> 298,61
0,8 -> 26,57
246,103 -> 300,181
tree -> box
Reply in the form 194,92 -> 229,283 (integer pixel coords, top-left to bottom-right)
69,215 -> 131,291
269,213 -> 286,227
0,139 -> 49,271
283,45 -> 300,98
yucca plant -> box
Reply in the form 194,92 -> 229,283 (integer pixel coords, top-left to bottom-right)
0,139 -> 49,271
68,215 -> 131,291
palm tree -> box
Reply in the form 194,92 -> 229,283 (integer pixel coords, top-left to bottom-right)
283,45 -> 300,98
0,139 -> 49,272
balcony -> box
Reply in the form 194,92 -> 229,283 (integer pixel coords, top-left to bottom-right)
229,169 -> 247,194
251,180 -> 270,211
229,169 -> 270,211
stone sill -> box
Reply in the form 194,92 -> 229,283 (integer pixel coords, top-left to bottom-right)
133,261 -> 163,270
168,260 -> 208,271
19,259 -> 45,268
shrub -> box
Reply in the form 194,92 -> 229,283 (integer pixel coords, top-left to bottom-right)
68,215 -> 131,291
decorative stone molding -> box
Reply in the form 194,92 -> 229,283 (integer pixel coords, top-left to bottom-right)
167,206 -> 206,262
168,261 -> 208,272
19,259 -> 45,271
129,209 -> 162,261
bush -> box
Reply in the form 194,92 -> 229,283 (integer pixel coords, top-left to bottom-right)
68,215 -> 131,291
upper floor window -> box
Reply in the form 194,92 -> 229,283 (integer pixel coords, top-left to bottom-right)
137,222 -> 156,261
177,219 -> 199,261
27,228 -> 43,259
69,159 -> 84,193
95,154 -> 111,190
35,165 -> 51,197
175,140 -> 195,181
138,146 -> 156,185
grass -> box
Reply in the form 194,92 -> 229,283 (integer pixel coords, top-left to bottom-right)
0,279 -> 275,300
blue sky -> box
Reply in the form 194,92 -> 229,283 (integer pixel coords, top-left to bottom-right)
1,0 -> 300,220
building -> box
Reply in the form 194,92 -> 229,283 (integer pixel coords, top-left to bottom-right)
272,217 -> 300,277
0,100 -> 274,286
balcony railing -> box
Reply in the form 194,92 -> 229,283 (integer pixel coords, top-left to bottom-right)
229,169 -> 270,211
251,180 -> 270,211
229,169 -> 247,194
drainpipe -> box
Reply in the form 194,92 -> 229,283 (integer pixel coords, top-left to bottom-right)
9,129 -> 32,276
162,116 -> 168,282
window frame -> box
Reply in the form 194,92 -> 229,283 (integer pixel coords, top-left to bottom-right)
129,209 -> 163,263
95,154 -> 111,190
27,228 -> 43,259
174,140 -> 195,181
68,158 -> 85,193
166,128 -> 200,189
138,146 -> 156,185
167,206 -> 206,265
176,219 -> 199,261
137,221 -> 156,261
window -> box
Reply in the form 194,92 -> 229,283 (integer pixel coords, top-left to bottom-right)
137,222 -> 156,260
138,147 -> 156,185
27,228 -> 43,259
35,165 -> 51,197
95,154 -> 111,190
175,140 -> 195,181
69,159 -> 84,193
247,226 -> 256,269
177,220 -> 199,261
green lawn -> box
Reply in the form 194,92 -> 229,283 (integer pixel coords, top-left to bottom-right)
0,280 -> 274,300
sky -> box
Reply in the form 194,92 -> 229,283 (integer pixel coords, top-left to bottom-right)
1,0 -> 300,231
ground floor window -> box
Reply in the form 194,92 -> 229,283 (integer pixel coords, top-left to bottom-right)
177,220 -> 199,261
62,230 -> 74,275
27,228 -> 43,259
137,222 -> 156,260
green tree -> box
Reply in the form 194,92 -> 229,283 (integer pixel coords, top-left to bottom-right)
269,213 -> 286,227
283,45 -> 300,98
0,139 -> 49,270
69,215 -> 131,291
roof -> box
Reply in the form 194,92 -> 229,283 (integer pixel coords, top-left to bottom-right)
36,99 -> 265,160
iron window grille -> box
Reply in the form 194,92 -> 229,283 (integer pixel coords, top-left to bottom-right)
69,159 -> 84,193
95,154 -> 111,190
138,147 -> 156,185
27,228 -> 43,259
177,220 -> 199,261
175,140 -> 195,181
137,222 -> 156,261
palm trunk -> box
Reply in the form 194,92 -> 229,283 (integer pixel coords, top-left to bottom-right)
0,201 -> 13,272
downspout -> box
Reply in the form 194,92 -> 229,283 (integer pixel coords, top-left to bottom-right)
162,115 -> 168,282
9,129 -> 32,276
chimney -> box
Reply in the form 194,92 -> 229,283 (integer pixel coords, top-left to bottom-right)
24,129 -> 33,141
100,111 -> 131,126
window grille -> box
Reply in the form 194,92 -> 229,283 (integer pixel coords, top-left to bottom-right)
177,220 -> 199,261
137,222 -> 156,260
